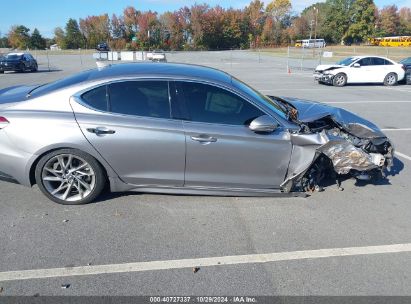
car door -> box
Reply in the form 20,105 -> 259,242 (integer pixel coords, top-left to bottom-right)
349,57 -> 373,83
369,57 -> 394,82
175,81 -> 292,189
71,80 -> 186,187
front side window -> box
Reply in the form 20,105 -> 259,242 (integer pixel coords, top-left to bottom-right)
108,81 -> 171,119
176,82 -> 264,125
357,57 -> 372,66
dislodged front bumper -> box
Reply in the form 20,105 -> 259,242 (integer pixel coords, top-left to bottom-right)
313,71 -> 334,84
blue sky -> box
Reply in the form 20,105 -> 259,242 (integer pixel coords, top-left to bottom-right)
0,0 -> 409,38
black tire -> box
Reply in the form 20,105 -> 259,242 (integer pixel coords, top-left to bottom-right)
332,73 -> 347,87
384,73 -> 397,86
35,149 -> 106,205
19,63 -> 26,73
0,70 -> 4,74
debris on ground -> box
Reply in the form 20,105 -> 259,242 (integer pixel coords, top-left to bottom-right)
193,267 -> 200,273
61,284 -> 71,289
62,219 -> 69,223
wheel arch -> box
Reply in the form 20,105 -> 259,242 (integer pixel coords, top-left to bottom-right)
28,145 -> 112,187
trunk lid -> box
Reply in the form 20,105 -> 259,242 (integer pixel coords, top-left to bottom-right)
0,85 -> 37,109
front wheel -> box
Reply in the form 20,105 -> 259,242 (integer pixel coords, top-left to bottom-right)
384,73 -> 397,86
332,73 -> 347,87
31,63 -> 38,72
35,149 -> 106,205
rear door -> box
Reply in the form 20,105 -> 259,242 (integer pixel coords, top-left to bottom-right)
175,81 -> 291,189
72,80 -> 186,187
369,57 -> 394,82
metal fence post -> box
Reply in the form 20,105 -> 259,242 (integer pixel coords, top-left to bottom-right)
79,48 -> 83,66
301,47 -> 304,71
286,46 -> 290,73
46,49 -> 50,72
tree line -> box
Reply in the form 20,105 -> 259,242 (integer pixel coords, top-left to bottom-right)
3,0 -> 411,50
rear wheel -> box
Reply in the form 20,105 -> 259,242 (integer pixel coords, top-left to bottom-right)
384,73 -> 397,86
0,70 -> 4,74
35,149 -> 106,205
332,73 -> 347,87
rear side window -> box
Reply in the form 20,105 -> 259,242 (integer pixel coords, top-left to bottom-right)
372,57 -> 393,65
108,81 -> 171,119
81,85 -> 108,111
176,82 -> 264,125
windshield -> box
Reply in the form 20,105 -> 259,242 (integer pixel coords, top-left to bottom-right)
5,54 -> 23,60
231,77 -> 287,119
336,57 -> 357,66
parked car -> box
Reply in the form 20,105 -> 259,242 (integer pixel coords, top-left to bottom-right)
314,56 -> 405,87
147,50 -> 167,62
399,57 -> 411,84
0,63 -> 393,204
0,52 -> 38,73
96,42 -> 110,52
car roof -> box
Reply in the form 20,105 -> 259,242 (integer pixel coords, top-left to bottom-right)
6,52 -> 25,56
89,62 -> 232,83
29,62 -> 233,98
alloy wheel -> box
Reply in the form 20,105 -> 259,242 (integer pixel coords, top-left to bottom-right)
41,154 -> 96,202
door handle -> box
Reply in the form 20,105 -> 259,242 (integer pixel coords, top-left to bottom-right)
87,127 -> 116,135
191,135 -> 217,143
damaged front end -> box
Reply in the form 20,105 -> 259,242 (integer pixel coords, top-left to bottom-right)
271,97 -> 394,193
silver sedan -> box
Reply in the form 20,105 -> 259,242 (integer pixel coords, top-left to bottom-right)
0,63 -> 394,204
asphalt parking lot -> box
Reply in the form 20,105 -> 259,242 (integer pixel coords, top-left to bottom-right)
0,50 -> 411,296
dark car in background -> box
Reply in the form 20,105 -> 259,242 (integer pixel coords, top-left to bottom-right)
0,52 -> 38,73
400,57 -> 411,84
96,42 -> 110,52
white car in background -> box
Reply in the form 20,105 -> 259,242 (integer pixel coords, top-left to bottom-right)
314,56 -> 406,87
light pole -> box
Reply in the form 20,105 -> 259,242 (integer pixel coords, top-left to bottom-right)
309,20 -> 314,39
313,6 -> 318,40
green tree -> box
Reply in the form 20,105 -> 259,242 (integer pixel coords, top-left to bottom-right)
8,25 -> 30,49
64,18 -> 84,49
53,27 -> 66,49
344,0 -> 376,44
30,28 -> 46,49
322,0 -> 354,44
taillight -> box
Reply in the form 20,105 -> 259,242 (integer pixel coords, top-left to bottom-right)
0,116 -> 9,129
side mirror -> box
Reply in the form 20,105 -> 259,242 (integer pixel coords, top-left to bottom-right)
249,115 -> 279,133
353,63 -> 360,68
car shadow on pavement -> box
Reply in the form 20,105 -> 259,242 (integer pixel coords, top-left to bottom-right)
354,157 -> 404,187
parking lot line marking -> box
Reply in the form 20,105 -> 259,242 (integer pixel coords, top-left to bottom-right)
1,243 -> 411,282
396,151 -> 411,161
325,100 -> 411,104
381,128 -> 411,131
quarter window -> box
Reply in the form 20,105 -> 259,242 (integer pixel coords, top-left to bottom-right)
176,82 -> 264,125
108,81 -> 171,119
81,85 -> 108,111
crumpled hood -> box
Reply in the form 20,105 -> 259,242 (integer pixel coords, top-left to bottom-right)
315,64 -> 344,72
281,97 -> 386,139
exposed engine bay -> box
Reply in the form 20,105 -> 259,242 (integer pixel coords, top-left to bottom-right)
268,96 -> 394,193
